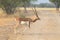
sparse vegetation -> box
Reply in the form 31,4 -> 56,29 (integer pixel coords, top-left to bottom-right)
49,0 -> 60,11
0,0 -> 37,15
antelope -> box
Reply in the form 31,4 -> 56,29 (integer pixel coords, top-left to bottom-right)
16,6 -> 40,28
17,16 -> 40,28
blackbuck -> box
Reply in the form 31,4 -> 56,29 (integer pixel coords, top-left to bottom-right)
16,6 -> 40,28
18,16 -> 40,28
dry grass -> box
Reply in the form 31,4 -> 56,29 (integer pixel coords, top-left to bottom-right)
18,8 -> 59,10
0,8 -> 59,17
0,8 -> 60,40
0,8 -> 59,27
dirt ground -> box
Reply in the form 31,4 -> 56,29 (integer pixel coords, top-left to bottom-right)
0,8 -> 60,40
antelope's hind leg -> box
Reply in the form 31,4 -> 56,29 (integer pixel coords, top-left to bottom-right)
29,21 -> 30,28
19,21 -> 21,25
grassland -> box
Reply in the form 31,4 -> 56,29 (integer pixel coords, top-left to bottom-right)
0,8 -> 60,40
